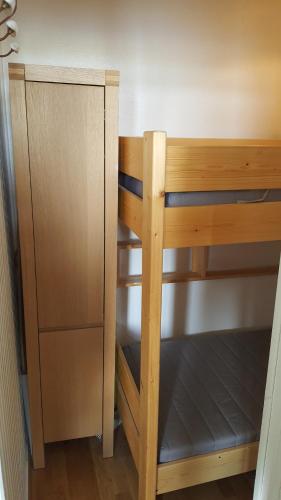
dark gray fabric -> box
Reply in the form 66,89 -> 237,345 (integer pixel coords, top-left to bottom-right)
123,328 -> 271,464
119,172 -> 281,207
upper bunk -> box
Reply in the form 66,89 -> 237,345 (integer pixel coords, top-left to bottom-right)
118,133 -> 281,248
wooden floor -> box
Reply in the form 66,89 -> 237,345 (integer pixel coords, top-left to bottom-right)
30,427 -> 255,499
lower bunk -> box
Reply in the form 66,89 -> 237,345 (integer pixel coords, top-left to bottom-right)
117,327 -> 271,494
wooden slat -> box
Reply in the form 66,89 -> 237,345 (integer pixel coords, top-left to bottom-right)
166,140 -> 281,192
117,345 -> 140,430
103,84 -> 119,458
139,131 -> 166,500
9,76 -> 45,468
119,137 -> 143,180
117,380 -> 139,470
164,202 -> 281,248
24,64 -> 106,86
118,239 -> 142,250
157,442 -> 259,495
118,188 -> 142,238
117,266 -> 279,288
192,247 -> 209,277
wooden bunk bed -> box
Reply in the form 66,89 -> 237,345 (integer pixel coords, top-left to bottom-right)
117,131 -> 281,500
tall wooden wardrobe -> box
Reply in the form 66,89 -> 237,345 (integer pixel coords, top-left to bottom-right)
9,64 -> 119,469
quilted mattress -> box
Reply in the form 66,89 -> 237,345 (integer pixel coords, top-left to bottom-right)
122,328 -> 271,463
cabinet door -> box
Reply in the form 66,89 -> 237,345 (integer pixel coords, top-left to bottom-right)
26,82 -> 104,330
40,328 -> 103,443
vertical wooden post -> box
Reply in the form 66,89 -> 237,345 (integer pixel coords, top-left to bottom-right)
9,65 -> 45,468
192,247 -> 209,278
103,75 -> 119,458
139,131 -> 166,500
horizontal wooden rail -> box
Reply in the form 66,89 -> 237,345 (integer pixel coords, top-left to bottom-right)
118,266 -> 278,288
118,239 -> 142,249
166,140 -> 281,192
164,202 -> 281,248
157,441 -> 259,494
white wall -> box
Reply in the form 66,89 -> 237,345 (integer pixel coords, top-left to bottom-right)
11,0 -> 281,339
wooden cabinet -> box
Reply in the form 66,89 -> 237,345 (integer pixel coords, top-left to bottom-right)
40,328 -> 103,443
9,64 -> 119,468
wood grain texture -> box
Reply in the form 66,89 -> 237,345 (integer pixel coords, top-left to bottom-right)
164,202 -> 281,248
166,140 -> 281,192
117,345 -> 140,430
29,430 -> 255,500
119,137 -> 144,180
139,132 -> 166,500
118,239 -> 142,249
8,63 -> 25,80
26,82 -> 104,330
157,442 -> 259,495
40,328 -> 103,443
9,76 -> 45,468
117,266 -> 278,287
25,64 -> 106,85
105,70 -> 120,86
119,188 -> 143,238
117,381 -> 139,470
103,84 -> 119,458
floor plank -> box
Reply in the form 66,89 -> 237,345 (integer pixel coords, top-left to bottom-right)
30,427 -> 254,499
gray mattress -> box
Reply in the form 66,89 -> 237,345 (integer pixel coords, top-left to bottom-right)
119,172 -> 281,207
123,328 -> 271,464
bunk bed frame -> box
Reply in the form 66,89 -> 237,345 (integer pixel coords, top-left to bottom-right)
117,131 -> 281,500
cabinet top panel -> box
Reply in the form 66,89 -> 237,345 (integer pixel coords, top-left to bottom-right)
9,63 -> 119,87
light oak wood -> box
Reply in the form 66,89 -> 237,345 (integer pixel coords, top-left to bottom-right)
105,70 -> 120,86
118,239 -> 142,249
165,140 -> 281,192
164,202 -> 281,248
119,188 -> 142,238
8,62 -> 25,80
157,442 -> 259,495
192,247 -> 209,277
118,266 -> 278,287
26,81 -> 105,330
118,135 -> 281,191
139,132 -> 166,500
117,381 -> 139,470
119,137 -> 143,180
103,84 -> 119,458
9,75 -> 45,469
117,344 -> 140,429
25,64 -> 106,86
40,328 -> 103,443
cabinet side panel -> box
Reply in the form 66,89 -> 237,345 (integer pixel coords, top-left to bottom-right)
40,328 -> 103,443
25,82 -> 105,330
9,76 -> 45,468
103,85 -> 119,457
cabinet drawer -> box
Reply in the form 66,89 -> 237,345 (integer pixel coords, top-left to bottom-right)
40,327 -> 103,443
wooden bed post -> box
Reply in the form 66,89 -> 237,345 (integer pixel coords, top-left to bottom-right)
139,131 -> 167,500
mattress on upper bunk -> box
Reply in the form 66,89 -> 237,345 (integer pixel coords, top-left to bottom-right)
122,328 -> 271,464
119,172 -> 281,207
